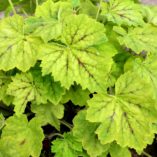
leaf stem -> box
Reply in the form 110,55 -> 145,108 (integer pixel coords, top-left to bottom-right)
142,151 -> 152,157
60,120 -> 73,130
46,132 -> 64,139
36,0 -> 39,7
8,0 -> 17,15
96,0 -> 103,20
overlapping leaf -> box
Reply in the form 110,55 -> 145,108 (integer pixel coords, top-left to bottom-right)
24,17 -> 62,42
101,0 -> 144,26
31,103 -> 64,130
124,56 -> 157,100
114,24 -> 157,54
73,111 -> 110,157
109,143 -> 131,157
35,0 -> 73,20
40,14 -> 116,92
0,115 -> 44,157
7,70 -> 64,115
0,15 -> 42,72
51,132 -> 83,157
87,72 -> 156,152
61,85 -> 90,106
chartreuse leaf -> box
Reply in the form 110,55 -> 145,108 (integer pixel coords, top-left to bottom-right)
28,0 -> 73,42
87,72 -> 156,152
7,70 -> 64,115
101,0 -> 144,26
51,132 -> 83,157
61,85 -> 90,106
35,0 -> 73,20
0,115 -> 44,157
114,24 -> 157,54
40,14 -> 115,92
109,143 -> 131,157
0,15 -> 42,72
24,17 -> 62,43
124,56 -> 157,100
31,103 -> 64,130
73,111 -> 110,157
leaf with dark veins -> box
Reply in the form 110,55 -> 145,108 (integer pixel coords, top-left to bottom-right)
40,14 -> 116,92
0,15 -> 42,72
7,70 -> 65,115
87,72 -> 156,152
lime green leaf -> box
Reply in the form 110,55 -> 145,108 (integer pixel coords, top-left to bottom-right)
24,17 -> 62,42
87,72 -> 155,152
73,111 -> 110,157
40,14 -> 114,92
101,0 -> 144,26
0,114 -> 5,130
42,75 -> 65,105
7,70 -> 64,115
0,115 -> 44,157
109,143 -> 131,157
35,0 -> 73,20
72,0 -> 80,7
116,24 -> 157,54
31,103 -> 64,130
7,72 -> 48,115
142,6 -> 157,26
61,85 -> 90,106
51,132 -> 83,157
124,56 -> 157,98
0,15 -> 42,72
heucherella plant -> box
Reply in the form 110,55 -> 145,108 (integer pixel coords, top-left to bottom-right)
0,0 -> 157,156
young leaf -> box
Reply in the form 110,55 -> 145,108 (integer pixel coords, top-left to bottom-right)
73,111 -> 110,157
0,15 -> 42,72
101,0 -> 144,26
0,115 -> 44,157
51,132 -> 83,157
115,24 -> 157,54
31,103 -> 64,130
40,14 -> 114,92
87,72 -> 156,152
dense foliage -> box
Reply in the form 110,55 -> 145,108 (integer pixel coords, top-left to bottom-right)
0,0 -> 157,156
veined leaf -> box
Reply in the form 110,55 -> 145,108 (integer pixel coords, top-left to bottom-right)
87,72 -> 156,152
115,24 -> 157,54
73,111 -> 110,157
7,70 -> 64,115
31,103 -> 64,130
0,115 -> 44,157
51,132 -> 83,157
40,14 -> 115,92
101,0 -> 144,26
24,17 -> 62,42
0,15 -> 42,72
